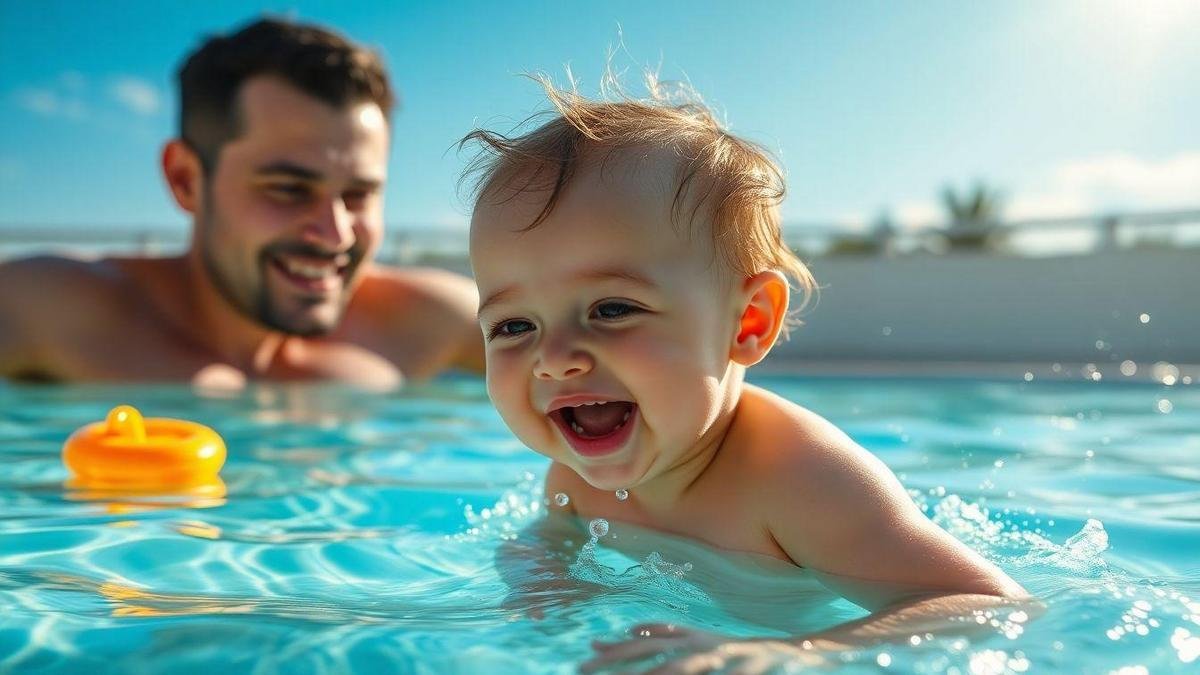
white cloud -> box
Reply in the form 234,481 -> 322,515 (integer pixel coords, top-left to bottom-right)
1009,152 -> 1200,219
892,200 -> 942,228
843,152 -> 1200,228
16,88 -> 60,115
109,77 -> 160,115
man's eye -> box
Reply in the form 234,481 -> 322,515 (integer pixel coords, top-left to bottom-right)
591,301 -> 641,320
265,184 -> 312,202
487,319 -> 536,340
342,189 -> 371,210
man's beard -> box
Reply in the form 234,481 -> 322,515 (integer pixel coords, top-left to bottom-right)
198,210 -> 366,337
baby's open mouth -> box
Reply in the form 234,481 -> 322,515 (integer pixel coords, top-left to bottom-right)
549,401 -> 638,454
550,401 -> 636,440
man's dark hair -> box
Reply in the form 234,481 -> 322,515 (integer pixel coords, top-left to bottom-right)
178,17 -> 395,170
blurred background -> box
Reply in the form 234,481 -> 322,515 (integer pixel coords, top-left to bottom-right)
2,0 -> 1197,371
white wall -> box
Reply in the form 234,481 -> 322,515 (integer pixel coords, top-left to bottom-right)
770,249 -> 1199,364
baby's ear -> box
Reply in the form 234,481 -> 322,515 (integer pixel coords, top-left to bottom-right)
730,270 -> 790,366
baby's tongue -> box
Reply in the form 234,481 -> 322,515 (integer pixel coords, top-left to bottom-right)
572,402 -> 630,436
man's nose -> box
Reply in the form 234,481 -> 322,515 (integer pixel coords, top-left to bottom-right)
302,197 -> 355,252
534,334 -> 594,380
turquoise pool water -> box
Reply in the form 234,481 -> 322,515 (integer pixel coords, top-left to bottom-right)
1,375 -> 1197,673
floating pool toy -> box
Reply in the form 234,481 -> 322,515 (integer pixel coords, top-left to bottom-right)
63,405 -> 226,493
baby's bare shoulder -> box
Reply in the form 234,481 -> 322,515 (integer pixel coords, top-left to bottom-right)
732,385 -> 914,531
734,385 -> 885,482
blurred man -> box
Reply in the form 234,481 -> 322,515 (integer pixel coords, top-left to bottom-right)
0,19 -> 482,389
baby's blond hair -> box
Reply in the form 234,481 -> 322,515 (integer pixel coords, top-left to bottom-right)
462,73 -> 815,319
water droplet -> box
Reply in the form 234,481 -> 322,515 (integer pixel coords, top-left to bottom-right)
683,562 -> 693,571
1152,362 -> 1179,386
615,488 -> 628,501
588,518 -> 609,538
881,326 -> 892,336
1139,313 -> 1150,324
1023,371 -> 1034,382
1120,360 -> 1137,376
876,653 -> 892,667
554,492 -> 569,507
1157,399 -> 1173,414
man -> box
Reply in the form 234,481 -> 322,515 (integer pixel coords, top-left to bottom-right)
0,19 -> 482,389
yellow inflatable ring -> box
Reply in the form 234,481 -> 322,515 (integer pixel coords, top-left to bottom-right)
63,405 -> 226,488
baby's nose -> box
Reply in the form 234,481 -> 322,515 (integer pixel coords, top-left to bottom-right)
534,344 -> 594,380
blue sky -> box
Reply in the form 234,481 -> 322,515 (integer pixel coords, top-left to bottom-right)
1,0 -> 1198,233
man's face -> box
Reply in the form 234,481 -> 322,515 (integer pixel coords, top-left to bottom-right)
196,76 -> 389,336
471,151 -> 743,491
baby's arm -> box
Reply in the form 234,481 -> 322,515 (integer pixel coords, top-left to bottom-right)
584,399 -> 1033,673
758,413 -> 1032,653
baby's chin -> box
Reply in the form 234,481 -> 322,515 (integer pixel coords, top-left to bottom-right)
569,457 -> 653,493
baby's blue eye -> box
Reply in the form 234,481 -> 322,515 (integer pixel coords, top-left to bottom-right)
592,301 -> 641,320
487,319 -> 535,340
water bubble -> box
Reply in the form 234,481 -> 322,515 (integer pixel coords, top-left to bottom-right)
615,488 -> 628,501
1023,371 -> 1034,382
588,518 -> 609,538
1051,362 -> 1063,373
1139,313 -> 1151,324
1120,360 -> 1137,377
683,562 -> 693,571
1157,399 -> 1173,414
554,492 -> 570,507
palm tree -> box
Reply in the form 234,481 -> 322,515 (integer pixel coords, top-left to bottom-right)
940,181 -> 1004,251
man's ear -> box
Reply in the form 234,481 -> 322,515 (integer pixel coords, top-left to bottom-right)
731,270 -> 790,366
161,139 -> 205,214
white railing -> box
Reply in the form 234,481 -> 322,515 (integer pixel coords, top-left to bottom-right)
2,208 -> 1198,264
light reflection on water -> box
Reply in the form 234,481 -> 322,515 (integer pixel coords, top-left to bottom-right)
0,375 -> 1197,673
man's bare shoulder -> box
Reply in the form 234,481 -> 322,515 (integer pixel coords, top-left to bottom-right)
0,255 -> 142,376
350,265 -> 484,375
359,265 -> 478,310
0,255 -> 145,321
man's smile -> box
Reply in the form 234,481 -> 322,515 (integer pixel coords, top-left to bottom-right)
267,251 -> 351,295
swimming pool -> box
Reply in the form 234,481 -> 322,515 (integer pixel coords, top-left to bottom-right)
1,374 -> 1197,673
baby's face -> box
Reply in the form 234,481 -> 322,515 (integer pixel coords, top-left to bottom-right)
471,151 -> 744,490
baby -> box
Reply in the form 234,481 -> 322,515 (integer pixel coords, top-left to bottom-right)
464,77 -> 1028,672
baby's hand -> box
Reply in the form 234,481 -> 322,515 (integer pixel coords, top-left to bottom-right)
581,623 -> 828,674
